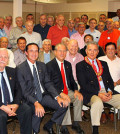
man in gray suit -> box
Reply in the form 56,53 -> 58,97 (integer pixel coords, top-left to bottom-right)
17,43 -> 68,134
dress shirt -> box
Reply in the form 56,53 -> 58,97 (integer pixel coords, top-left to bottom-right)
99,55 -> 120,82
14,49 -> 27,66
0,69 -> 13,104
68,29 -> 77,37
27,60 -> 44,93
56,58 -> 69,89
7,49 -> 16,68
9,27 -> 26,49
70,32 -> 86,49
85,28 -> 101,42
0,28 -> 7,38
44,51 -> 50,64
20,32 -> 42,48
88,58 -> 105,89
33,24 -> 51,40
65,51 -> 84,81
47,25 -> 69,46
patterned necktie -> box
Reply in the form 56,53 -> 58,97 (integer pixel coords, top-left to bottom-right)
92,61 -> 101,90
1,72 -> 10,105
61,63 -> 68,95
33,65 -> 42,102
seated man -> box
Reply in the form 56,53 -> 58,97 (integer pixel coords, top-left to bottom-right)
46,43 -> 84,134
38,39 -> 54,64
76,41 -> 120,134
0,48 -> 32,134
0,37 -> 16,68
17,43 -> 67,134
14,37 -> 27,66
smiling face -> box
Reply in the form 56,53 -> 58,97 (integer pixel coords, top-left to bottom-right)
25,45 -> 39,64
56,15 -> 65,28
0,18 -> 5,29
106,20 -> 114,31
5,16 -> 12,27
17,39 -> 26,52
86,44 -> 99,60
25,21 -> 34,34
106,44 -> 116,60
0,49 -> 9,71
0,37 -> 8,48
78,24 -> 86,35
89,19 -> 97,29
43,41 -> 51,53
40,14 -> 47,27
54,44 -> 67,62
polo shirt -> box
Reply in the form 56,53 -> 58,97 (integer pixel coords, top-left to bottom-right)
98,29 -> 120,50
33,24 -> 51,40
47,25 -> 69,46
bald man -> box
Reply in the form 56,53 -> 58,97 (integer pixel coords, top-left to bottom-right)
47,15 -> 69,50
0,37 -> 16,68
20,21 -> 42,48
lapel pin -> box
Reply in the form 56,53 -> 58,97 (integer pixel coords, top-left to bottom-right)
9,77 -> 12,80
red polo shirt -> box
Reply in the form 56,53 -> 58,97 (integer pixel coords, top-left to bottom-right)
47,25 -> 69,46
98,29 -> 120,50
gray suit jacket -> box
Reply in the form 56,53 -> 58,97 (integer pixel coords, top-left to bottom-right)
38,50 -> 55,63
17,60 -> 58,104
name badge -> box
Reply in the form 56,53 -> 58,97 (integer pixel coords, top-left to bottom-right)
107,37 -> 110,39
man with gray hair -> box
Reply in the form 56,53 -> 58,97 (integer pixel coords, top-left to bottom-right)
70,22 -> 86,49
47,15 -> 54,26
76,41 -> 120,134
0,17 -> 7,38
9,16 -> 26,50
38,39 -> 54,63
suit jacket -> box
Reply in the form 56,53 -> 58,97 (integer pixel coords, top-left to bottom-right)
0,67 -> 22,107
76,60 -> 114,104
38,50 -> 55,63
46,58 -> 78,94
16,60 -> 58,104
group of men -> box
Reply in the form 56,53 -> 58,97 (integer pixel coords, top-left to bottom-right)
1,9 -> 120,134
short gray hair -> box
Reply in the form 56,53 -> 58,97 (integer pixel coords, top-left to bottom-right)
55,43 -> 67,50
86,41 -> 99,49
42,39 -> 51,46
61,37 -> 70,44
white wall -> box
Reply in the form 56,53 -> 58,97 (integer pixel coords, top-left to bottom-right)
108,1 -> 120,12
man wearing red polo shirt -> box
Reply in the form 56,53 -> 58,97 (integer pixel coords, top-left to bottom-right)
47,15 -> 69,50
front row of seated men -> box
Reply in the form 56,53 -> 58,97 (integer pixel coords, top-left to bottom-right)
1,41 -> 120,134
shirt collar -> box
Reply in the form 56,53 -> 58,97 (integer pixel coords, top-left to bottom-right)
27,59 -> 37,68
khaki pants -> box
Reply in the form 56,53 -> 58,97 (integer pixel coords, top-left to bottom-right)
62,90 -> 83,125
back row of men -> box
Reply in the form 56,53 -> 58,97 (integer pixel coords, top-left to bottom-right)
0,8 -> 120,51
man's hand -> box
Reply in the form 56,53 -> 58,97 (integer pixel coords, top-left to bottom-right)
0,105 -> 16,116
60,92 -> 71,103
56,96 -> 68,107
34,101 -> 45,117
98,92 -> 112,102
7,104 -> 19,113
74,90 -> 83,101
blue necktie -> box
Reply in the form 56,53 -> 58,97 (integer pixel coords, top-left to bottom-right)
1,72 -> 10,105
33,65 -> 42,102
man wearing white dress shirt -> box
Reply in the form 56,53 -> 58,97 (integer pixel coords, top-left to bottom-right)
20,21 -> 42,49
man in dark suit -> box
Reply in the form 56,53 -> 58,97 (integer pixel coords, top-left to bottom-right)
76,41 -> 120,134
46,44 -> 84,134
0,48 -> 32,134
17,43 -> 68,134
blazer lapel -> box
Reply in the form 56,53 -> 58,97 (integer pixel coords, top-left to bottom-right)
36,62 -> 42,82
54,59 -> 62,78
25,61 -> 33,80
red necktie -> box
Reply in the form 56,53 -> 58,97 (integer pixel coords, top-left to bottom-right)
92,61 -> 101,90
61,63 -> 68,94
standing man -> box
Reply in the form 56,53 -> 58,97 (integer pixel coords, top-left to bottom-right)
46,43 -> 84,134
85,18 -> 101,43
47,15 -> 54,26
81,14 -> 89,29
70,22 -> 86,49
34,14 -> 51,40
0,48 -> 32,134
9,16 -> 26,50
0,17 -> 7,38
14,37 -> 27,66
76,41 -> 120,134
112,9 -> 120,22
20,21 -> 42,48
17,43 -> 67,134
47,15 -> 69,50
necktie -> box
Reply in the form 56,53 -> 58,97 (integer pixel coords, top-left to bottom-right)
1,72 -> 10,105
33,65 -> 42,102
61,63 -> 68,95
92,61 -> 101,90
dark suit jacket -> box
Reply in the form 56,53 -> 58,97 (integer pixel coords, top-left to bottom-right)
76,60 -> 114,104
17,60 -> 58,104
46,58 -> 78,94
0,67 -> 22,107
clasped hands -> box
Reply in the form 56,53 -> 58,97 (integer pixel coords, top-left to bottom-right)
98,91 -> 112,102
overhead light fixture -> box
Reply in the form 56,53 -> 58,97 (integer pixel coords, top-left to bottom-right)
33,0 -> 66,3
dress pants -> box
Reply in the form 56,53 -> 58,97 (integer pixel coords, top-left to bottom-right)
90,94 -> 120,126
0,103 -> 32,134
62,90 -> 83,125
29,94 -> 67,133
